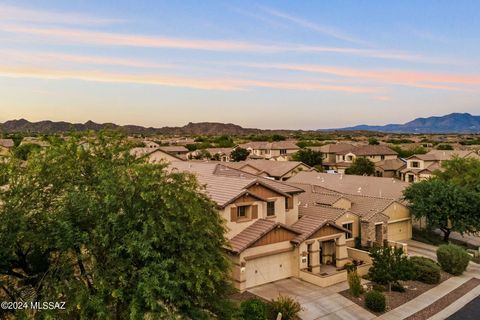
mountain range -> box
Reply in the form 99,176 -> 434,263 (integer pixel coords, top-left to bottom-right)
331,113 -> 480,133
1,113 -> 479,135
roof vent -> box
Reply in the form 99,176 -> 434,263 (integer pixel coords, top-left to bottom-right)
357,187 -> 362,193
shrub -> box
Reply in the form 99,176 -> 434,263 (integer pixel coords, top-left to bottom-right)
410,256 -> 441,284
437,244 -> 470,275
240,299 -> 267,320
391,282 -> 405,292
269,295 -> 301,320
371,284 -> 385,292
365,290 -> 386,312
348,270 -> 363,297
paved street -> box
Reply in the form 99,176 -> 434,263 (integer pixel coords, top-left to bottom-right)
447,296 -> 480,320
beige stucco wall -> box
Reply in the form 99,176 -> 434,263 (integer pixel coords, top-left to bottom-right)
335,212 -> 359,246
332,198 -> 352,210
383,202 -> 410,221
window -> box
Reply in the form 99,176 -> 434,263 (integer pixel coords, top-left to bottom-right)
237,206 -> 248,218
411,161 -> 420,168
381,155 -> 385,160
267,201 -> 275,216
342,222 -> 353,240
280,149 -> 287,155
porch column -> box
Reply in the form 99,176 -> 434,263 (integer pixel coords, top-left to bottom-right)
311,240 -> 321,273
335,235 -> 349,268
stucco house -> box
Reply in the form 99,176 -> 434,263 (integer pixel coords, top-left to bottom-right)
288,172 -> 412,247
0,139 -> 14,159
238,141 -> 300,161
319,144 -> 399,174
225,159 -> 316,181
130,147 -> 185,163
375,158 -> 406,178
169,161 -> 369,291
400,150 -> 480,183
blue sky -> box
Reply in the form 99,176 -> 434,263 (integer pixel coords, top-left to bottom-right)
0,0 -> 479,129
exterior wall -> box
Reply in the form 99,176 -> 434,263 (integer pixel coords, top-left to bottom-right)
285,194 -> 300,225
360,213 -> 389,246
332,198 -> 352,210
335,212 -> 359,247
382,202 -> 410,221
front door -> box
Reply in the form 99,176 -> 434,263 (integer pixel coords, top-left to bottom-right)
375,224 -> 383,244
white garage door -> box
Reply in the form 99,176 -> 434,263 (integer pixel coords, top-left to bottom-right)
388,219 -> 412,241
246,252 -> 293,289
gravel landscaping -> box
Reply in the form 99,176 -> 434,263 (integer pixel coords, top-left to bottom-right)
339,271 -> 452,315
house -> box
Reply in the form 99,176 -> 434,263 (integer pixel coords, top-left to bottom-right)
143,140 -> 160,149
318,144 -> 399,174
288,171 -> 412,247
238,141 -> 299,161
0,139 -> 14,158
169,161 -> 362,291
225,159 -> 316,181
400,150 -> 480,183
20,137 -> 50,148
158,146 -> 189,158
130,148 -> 185,163
188,147 -> 233,161
375,158 -> 406,178
314,143 -> 355,168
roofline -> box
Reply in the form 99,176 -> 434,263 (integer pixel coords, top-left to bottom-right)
220,190 -> 268,209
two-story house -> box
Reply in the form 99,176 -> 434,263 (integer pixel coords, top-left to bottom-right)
169,161 -> 361,291
400,150 -> 480,182
238,141 -> 300,161
288,172 -> 412,247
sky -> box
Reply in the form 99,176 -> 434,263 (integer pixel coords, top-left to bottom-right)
0,0 -> 479,129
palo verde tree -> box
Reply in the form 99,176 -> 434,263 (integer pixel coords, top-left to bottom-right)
403,178 -> 480,242
345,157 -> 375,176
0,132 -> 234,320
368,246 -> 414,291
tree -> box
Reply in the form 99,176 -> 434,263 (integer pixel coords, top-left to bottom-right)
368,137 -> 379,145
0,132 -> 234,319
230,147 -> 249,162
436,144 -> 453,150
434,157 -> 480,193
368,246 -> 414,291
389,145 -> 427,158
292,149 -> 322,167
13,143 -> 41,160
403,179 -> 480,242
345,158 -> 375,176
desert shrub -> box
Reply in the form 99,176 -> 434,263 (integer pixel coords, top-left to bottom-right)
391,282 -> 405,292
348,270 -> 363,297
240,299 -> 267,320
365,290 -> 386,312
437,244 -> 470,275
410,256 -> 441,284
269,295 -> 301,320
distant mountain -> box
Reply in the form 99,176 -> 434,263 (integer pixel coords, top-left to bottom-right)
330,113 -> 480,133
0,119 -> 265,135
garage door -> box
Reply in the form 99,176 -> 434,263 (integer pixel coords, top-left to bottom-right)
388,219 -> 412,241
245,252 -> 293,289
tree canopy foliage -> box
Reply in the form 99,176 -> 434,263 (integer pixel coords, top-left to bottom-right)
434,157 -> 480,193
0,132 -> 233,319
403,178 -> 480,242
368,246 -> 414,291
291,149 -> 323,167
230,147 -> 249,162
345,158 -> 375,176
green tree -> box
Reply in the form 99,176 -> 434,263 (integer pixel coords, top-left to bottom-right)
345,158 -> 375,176
292,149 -> 323,167
368,246 -> 414,291
13,143 -> 41,160
271,134 -> 286,142
389,145 -> 427,158
230,147 -> 249,162
434,157 -> 480,192
403,179 -> 480,242
0,132 -> 233,319
436,144 -> 453,150
368,137 -> 380,145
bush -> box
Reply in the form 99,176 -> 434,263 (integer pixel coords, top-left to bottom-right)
240,299 -> 267,320
410,256 -> 441,284
269,295 -> 301,320
391,282 -> 405,292
365,290 -> 386,312
371,284 -> 385,292
437,244 -> 470,275
348,270 -> 363,297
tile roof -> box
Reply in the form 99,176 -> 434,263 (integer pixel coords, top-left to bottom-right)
0,139 -> 14,148
158,146 -> 189,153
224,159 -> 311,178
337,145 -> 398,156
376,158 -> 406,171
409,150 -> 477,161
318,143 -> 355,154
287,171 -> 408,200
239,141 -> 299,150
290,215 -> 349,244
169,161 -> 304,207
228,219 -> 300,253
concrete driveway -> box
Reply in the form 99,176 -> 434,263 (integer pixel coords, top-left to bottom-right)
248,278 -> 375,320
